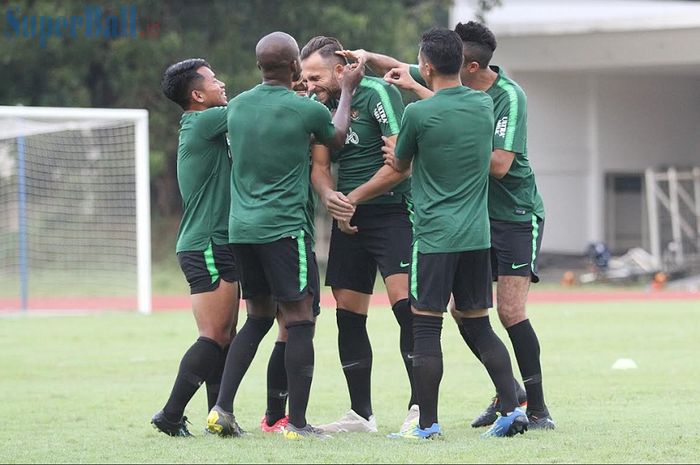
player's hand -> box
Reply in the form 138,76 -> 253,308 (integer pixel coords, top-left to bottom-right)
323,190 -> 355,221
340,57 -> 366,92
381,136 -> 397,168
383,66 -> 416,91
336,49 -> 369,65
292,77 -> 308,96
338,219 -> 358,235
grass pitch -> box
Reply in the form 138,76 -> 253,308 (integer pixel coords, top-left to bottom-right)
1,299 -> 699,463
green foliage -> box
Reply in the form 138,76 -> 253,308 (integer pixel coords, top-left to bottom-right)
0,0 -> 451,217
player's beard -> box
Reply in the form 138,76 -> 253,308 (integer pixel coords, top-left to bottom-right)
311,82 -> 339,104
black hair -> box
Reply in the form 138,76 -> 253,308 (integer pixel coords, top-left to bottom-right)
300,35 -> 347,64
454,21 -> 497,68
419,28 -> 464,76
161,58 -> 211,110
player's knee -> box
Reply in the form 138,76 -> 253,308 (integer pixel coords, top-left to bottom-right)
497,304 -> 527,328
448,306 -> 462,325
199,328 -> 232,348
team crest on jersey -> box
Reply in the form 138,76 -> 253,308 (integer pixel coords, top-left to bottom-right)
373,102 -> 388,124
345,127 -> 359,145
495,116 -> 508,137
350,108 -> 361,121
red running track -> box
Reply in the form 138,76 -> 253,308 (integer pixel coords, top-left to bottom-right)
0,290 -> 697,313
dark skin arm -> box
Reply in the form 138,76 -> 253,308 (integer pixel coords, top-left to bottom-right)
328,58 -> 366,149
490,149 -> 516,179
310,144 -> 355,221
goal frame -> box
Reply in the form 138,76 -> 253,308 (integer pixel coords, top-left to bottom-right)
0,106 -> 152,315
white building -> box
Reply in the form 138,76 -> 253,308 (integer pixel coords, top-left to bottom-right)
451,0 -> 700,255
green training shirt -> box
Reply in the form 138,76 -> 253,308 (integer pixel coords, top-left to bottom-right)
409,65 -> 545,222
486,66 -> 545,222
326,76 -> 410,204
395,85 -> 494,254
175,105 -> 231,252
227,84 -> 336,243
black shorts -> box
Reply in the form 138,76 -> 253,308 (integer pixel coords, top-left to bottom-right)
410,248 -> 493,313
310,251 -> 321,317
325,202 -> 412,294
232,232 -> 319,304
490,216 -> 544,283
177,242 -> 239,295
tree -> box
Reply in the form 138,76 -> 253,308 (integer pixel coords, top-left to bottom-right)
0,0 -> 451,257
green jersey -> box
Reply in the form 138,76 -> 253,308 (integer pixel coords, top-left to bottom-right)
486,66 -> 544,222
305,159 -> 317,245
326,77 -> 410,204
395,86 -> 494,254
409,65 -> 545,222
175,106 -> 231,252
227,84 -> 336,243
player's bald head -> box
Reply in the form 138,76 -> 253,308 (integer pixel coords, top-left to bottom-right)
256,32 -> 300,72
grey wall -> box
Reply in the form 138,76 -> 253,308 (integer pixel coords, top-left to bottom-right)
510,71 -> 700,253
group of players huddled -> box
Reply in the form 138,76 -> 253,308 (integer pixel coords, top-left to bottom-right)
151,20 -> 554,441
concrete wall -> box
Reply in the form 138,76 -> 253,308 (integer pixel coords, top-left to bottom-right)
509,71 -> 700,253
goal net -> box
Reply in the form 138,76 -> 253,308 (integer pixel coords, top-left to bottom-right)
0,106 -> 151,314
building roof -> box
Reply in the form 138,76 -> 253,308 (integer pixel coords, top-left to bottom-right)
451,0 -> 700,37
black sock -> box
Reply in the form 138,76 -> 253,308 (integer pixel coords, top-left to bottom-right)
411,315 -> 443,429
458,320 -> 526,401
215,315 -> 274,413
285,321 -> 315,429
507,319 -> 547,413
461,316 -> 518,414
457,321 -> 482,361
163,336 -> 221,421
337,309 -> 373,420
265,341 -> 288,426
391,299 -> 417,410
205,343 -> 229,412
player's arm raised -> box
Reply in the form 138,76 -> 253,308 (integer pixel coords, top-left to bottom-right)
336,49 -> 404,77
310,144 -> 355,221
328,59 -> 366,149
384,67 -> 434,100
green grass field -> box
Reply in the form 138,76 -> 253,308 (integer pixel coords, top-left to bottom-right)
1,300 -> 699,463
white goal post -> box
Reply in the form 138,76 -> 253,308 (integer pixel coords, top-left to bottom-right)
0,106 -> 151,314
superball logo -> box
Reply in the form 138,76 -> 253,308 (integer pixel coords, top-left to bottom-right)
3,5 -> 161,48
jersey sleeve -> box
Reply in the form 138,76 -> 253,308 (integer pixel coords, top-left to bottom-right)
304,99 -> 336,145
394,104 -> 419,162
493,86 -> 527,154
408,64 -> 427,88
195,105 -> 229,140
367,82 -> 404,137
